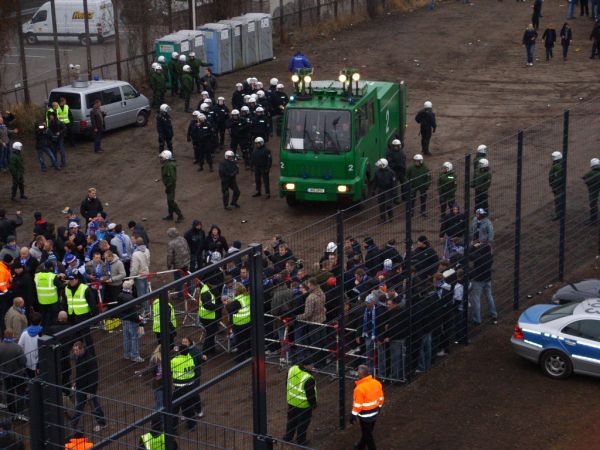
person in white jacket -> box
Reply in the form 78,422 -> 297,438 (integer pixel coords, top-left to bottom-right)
130,237 -> 151,314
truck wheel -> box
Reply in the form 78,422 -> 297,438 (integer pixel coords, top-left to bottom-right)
136,111 -> 149,127
79,35 -> 92,46
286,194 -> 298,207
25,33 -> 38,45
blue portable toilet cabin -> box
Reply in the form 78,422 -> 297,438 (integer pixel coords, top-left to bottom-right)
231,15 -> 259,67
242,13 -> 273,62
196,23 -> 233,75
218,19 -> 244,70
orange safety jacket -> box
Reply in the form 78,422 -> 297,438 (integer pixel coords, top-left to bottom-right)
65,437 -> 94,449
0,262 -> 12,294
352,375 -> 384,422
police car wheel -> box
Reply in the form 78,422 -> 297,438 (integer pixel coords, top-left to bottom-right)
540,350 -> 572,379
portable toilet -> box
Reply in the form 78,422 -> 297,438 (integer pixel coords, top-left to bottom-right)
175,30 -> 207,64
218,19 -> 244,70
231,15 -> 259,67
197,23 -> 233,75
240,13 -> 273,62
154,32 -> 193,88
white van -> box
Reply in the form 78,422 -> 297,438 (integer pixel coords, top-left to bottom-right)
23,0 -> 115,45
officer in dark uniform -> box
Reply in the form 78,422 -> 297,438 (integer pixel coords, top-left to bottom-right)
471,158 -> 492,213
187,111 -> 201,163
374,158 -> 396,224
232,83 -> 245,110
227,110 -> 250,161
271,83 -> 289,136
214,97 -> 230,150
583,158 -> 600,224
251,137 -> 272,199
156,104 -> 174,153
219,151 -> 241,210
192,114 -> 215,172
415,101 -> 436,155
251,107 -> 272,143
385,139 -> 406,203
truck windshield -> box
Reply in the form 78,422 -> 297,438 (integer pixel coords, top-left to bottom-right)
284,109 -> 352,153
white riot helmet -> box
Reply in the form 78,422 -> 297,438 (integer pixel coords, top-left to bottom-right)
254,137 -> 264,145
217,96 -> 225,104
155,63 -> 162,71
270,78 -> 278,86
477,144 -> 487,155
204,98 -> 212,105
236,83 -> 243,90
192,110 -> 201,117
151,62 -> 159,70
12,141 -> 23,152
198,113 -> 206,121
256,106 -> 264,113
413,154 -> 424,162
376,158 -> 388,169
225,150 -> 235,159
391,139 -> 401,147
257,90 -> 266,98
243,95 -> 251,103
591,158 -> 600,168
201,91 -> 209,98
179,54 -> 187,62
442,162 -> 453,171
157,55 -> 166,63
182,64 -> 191,73
256,81 -> 263,89
551,151 -> 562,161
424,101 -> 433,109
231,109 -> 240,116
479,158 -> 489,168
250,77 -> 258,84
159,150 -> 172,160
276,83 -> 284,90
189,52 -> 195,58
171,52 -> 178,59
326,242 -> 337,253
200,103 -> 209,112
241,106 -> 250,113
159,104 -> 171,113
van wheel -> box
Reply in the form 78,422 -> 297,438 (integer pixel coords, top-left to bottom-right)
25,33 -> 38,45
136,111 -> 149,127
79,35 -> 92,46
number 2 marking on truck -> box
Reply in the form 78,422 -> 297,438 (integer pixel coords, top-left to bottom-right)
385,109 -> 390,134
348,164 -> 354,172
280,162 -> 285,169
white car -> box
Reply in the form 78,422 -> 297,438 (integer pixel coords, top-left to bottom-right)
511,299 -> 600,379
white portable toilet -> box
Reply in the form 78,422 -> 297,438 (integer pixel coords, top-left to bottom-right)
231,15 -> 259,67
241,13 -> 273,62
218,19 -> 244,70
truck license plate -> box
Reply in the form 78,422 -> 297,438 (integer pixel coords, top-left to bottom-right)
307,188 -> 325,193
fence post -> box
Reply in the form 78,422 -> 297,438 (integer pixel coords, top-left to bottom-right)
317,0 -> 321,20
514,131 -> 524,310
50,0 -> 62,86
462,154 -> 471,345
113,1 -> 123,79
83,0 -> 93,80
167,0 -> 173,33
404,181 -> 413,381
334,0 -> 339,18
248,243 -> 269,450
29,378 -> 45,448
37,335 -> 64,447
559,110 -> 569,282
158,290 -> 175,448
279,0 -> 284,42
298,1 -> 303,28
15,2 -> 31,103
336,210 -> 346,430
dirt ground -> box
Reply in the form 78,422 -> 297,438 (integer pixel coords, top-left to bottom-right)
3,0 -> 600,448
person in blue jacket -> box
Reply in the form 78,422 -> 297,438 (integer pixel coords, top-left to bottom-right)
288,51 -> 312,72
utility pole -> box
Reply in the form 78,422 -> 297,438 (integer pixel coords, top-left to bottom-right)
16,2 -> 31,103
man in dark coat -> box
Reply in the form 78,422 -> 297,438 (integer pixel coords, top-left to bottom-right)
219,151 -> 241,210
184,220 -> 206,273
385,139 -> 406,203
414,101 -> 436,155
0,209 -> 22,246
542,25 -> 557,60
374,159 -> 396,224
251,137 -> 272,198
80,188 -> 103,224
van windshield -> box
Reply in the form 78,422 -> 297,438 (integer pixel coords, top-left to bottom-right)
284,109 -> 352,154
48,92 -> 81,110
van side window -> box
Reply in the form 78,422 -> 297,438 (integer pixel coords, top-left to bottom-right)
102,88 -> 122,105
32,10 -> 47,23
86,92 -> 103,109
121,85 -> 137,100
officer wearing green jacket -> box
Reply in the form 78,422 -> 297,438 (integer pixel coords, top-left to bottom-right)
548,151 -> 564,221
283,359 -> 317,446
150,63 -> 166,109
438,161 -> 457,215
170,343 -> 197,431
224,284 -> 251,363
9,142 -> 26,201
471,158 -> 492,213
168,52 -> 180,96
180,65 -> 194,113
138,418 -> 176,450
198,282 -> 219,356
406,154 -> 432,216
34,261 -> 62,325
152,297 -> 177,347
583,158 -> 600,224
160,150 -> 184,223
176,54 -> 187,99
188,52 -> 201,93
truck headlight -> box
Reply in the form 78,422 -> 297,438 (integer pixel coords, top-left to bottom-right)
285,183 -> 296,191
337,185 -> 348,193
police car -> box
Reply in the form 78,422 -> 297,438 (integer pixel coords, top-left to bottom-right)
511,299 -> 600,379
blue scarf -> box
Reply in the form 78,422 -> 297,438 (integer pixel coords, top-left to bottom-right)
362,306 -> 377,339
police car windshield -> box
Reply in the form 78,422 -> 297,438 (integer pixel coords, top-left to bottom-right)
540,303 -> 579,323
284,109 -> 351,154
